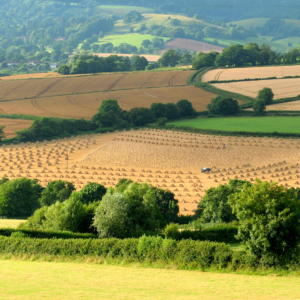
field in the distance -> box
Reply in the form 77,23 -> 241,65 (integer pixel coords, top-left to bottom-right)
0,118 -> 33,138
267,101 -> 300,111
212,78 -> 300,99
2,129 -> 300,214
0,70 -> 216,120
202,65 -> 300,82
202,65 -> 300,100
1,260 -> 299,300
169,116 -> 300,134
0,219 -> 25,229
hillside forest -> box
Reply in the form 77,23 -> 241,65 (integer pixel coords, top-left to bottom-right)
1,0 -> 300,75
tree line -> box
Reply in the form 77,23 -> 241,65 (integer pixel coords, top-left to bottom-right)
193,43 -> 300,69
58,50 -> 193,75
15,99 -> 196,142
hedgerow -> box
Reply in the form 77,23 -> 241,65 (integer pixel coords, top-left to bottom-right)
0,235 -> 245,270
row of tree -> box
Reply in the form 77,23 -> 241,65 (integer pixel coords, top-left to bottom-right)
16,99 -> 197,142
205,87 -> 274,116
58,50 -> 194,75
193,43 -> 300,68
10,178 -> 179,237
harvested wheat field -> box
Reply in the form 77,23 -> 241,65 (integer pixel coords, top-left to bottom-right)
0,86 -> 213,119
213,78 -> 300,99
0,72 -> 65,80
0,118 -> 33,138
0,219 -> 25,229
202,65 -> 300,82
267,100 -> 300,111
0,70 -> 215,119
1,129 -> 300,215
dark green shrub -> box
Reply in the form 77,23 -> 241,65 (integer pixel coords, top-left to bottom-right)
0,178 -> 42,218
196,179 -> 251,223
0,228 -> 94,239
176,240 -> 221,269
39,180 -> 75,206
229,180 -> 300,266
208,96 -> 240,115
78,182 -> 106,204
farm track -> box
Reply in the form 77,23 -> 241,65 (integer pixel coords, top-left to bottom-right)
1,129 -> 300,215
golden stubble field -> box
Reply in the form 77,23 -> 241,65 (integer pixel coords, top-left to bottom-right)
1,129 -> 300,215
0,70 -> 216,119
0,118 -> 33,138
202,65 -> 300,82
212,78 -> 300,99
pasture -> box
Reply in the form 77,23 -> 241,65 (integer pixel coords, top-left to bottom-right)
0,260 -> 299,300
0,70 -> 216,120
168,116 -> 300,134
1,129 -> 300,214
98,33 -> 168,47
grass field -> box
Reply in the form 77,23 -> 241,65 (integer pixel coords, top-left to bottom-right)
98,33 -> 168,47
168,116 -> 300,134
0,260 -> 299,300
0,219 -> 25,229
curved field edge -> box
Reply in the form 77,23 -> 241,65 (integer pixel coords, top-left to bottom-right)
195,68 -> 300,108
189,68 -> 254,106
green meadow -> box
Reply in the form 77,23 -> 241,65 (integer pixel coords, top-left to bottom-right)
0,259 -> 299,300
169,116 -> 300,134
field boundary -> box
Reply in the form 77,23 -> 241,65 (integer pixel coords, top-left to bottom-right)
189,69 -> 254,105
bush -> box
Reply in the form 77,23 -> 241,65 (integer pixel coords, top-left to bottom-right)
196,179 -> 251,223
0,178 -> 42,218
208,96 -> 240,115
0,228 -> 94,239
39,180 -> 75,206
17,118 -> 94,142
258,88 -> 274,105
176,99 -> 196,117
77,182 -> 106,204
23,193 -> 88,232
129,107 -> 155,126
229,180 -> 300,266
163,223 -> 238,243
93,181 -> 179,238
253,99 -> 266,115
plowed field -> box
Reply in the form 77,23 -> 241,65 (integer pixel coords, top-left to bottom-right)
0,70 -> 216,119
202,65 -> 300,82
1,129 -> 300,215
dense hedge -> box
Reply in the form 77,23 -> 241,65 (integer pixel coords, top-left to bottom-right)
0,235 -> 249,270
0,228 -> 95,239
164,225 -> 238,244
